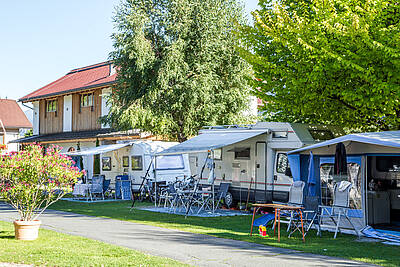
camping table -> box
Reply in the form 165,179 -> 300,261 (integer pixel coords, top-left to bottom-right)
177,189 -> 213,214
250,203 -> 305,242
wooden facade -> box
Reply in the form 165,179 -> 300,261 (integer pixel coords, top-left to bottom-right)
72,89 -> 102,132
39,96 -> 63,134
38,88 -> 103,135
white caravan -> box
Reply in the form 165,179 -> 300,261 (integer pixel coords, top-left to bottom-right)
157,122 -> 343,206
68,140 -> 191,189
99,140 -> 191,190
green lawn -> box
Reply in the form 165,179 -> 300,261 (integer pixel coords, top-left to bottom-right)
0,220 -> 186,267
49,200 -> 400,267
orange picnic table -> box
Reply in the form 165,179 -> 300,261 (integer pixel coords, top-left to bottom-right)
250,203 -> 305,242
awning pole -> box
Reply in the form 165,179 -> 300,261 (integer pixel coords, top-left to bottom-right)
154,156 -> 157,207
131,157 -> 153,209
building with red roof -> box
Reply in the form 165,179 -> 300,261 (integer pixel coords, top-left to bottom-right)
15,61 -> 152,152
0,99 -> 32,153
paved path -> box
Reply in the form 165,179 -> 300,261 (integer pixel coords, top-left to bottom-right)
0,203 -> 377,267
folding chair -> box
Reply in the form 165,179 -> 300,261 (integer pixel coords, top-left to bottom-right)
298,196 -> 321,236
285,181 -> 305,231
103,179 -> 111,198
319,181 -> 360,238
164,183 -> 179,209
213,183 -> 230,211
119,180 -> 132,200
90,175 -> 105,200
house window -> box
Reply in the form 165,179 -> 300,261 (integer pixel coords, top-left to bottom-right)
131,156 -> 143,171
81,93 -> 94,107
46,99 -> 57,112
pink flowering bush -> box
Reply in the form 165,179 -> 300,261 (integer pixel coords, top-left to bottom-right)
0,144 -> 82,221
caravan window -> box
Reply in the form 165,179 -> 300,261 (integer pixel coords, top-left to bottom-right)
212,148 -> 222,160
156,155 -> 185,170
234,148 -> 250,160
276,153 -> 288,174
102,157 -> 112,171
131,156 -> 143,171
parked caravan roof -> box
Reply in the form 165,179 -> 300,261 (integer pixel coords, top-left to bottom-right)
157,129 -> 269,155
157,122 -> 343,155
288,130 -> 400,155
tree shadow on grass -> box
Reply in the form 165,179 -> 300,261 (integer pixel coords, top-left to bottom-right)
0,231 -> 15,239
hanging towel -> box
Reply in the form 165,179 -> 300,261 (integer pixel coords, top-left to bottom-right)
338,181 -> 352,191
293,181 -> 304,187
334,142 -> 348,175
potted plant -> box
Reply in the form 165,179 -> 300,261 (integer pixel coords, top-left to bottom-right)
0,144 -> 82,240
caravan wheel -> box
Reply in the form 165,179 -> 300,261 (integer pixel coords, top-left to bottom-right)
223,191 -> 234,208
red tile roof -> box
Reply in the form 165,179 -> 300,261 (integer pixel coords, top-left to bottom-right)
0,99 -> 32,129
20,61 -> 116,102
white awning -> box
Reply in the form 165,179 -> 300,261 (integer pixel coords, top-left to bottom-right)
66,143 -> 130,156
157,129 -> 269,155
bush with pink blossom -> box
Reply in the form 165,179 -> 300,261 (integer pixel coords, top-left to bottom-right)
0,144 -> 82,221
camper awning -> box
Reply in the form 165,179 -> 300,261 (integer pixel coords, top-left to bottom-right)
66,143 -> 130,156
157,129 -> 269,155
288,131 -> 400,155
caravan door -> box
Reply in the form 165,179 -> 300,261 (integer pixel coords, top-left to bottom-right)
255,142 -> 267,202
273,151 -> 292,202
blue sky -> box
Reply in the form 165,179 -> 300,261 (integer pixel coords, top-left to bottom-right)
0,0 -> 259,102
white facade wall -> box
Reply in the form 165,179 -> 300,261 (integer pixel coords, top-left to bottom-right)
32,101 -> 40,135
63,95 -> 72,132
4,131 -> 20,153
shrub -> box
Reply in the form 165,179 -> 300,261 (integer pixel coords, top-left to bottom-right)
0,144 -> 82,221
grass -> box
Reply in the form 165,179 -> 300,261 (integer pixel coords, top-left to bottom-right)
0,220 -> 186,267
49,200 -> 400,267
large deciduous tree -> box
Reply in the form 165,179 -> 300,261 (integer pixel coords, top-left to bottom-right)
105,0 -> 253,142
239,0 -> 400,131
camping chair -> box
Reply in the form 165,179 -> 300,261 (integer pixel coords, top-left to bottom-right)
213,183 -> 230,211
283,181 -> 305,231
195,182 -> 230,213
118,180 -> 132,200
319,181 -> 360,238
72,182 -> 90,201
288,196 -> 321,237
90,175 -> 105,200
103,179 -> 111,198
164,183 -> 179,209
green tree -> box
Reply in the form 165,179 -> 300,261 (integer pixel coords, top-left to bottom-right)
239,0 -> 400,131
105,0 -> 253,142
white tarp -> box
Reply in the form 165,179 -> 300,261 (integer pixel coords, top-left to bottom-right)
157,129 -> 269,155
65,143 -> 130,156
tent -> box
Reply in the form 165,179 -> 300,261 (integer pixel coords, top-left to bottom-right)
287,130 -> 400,232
